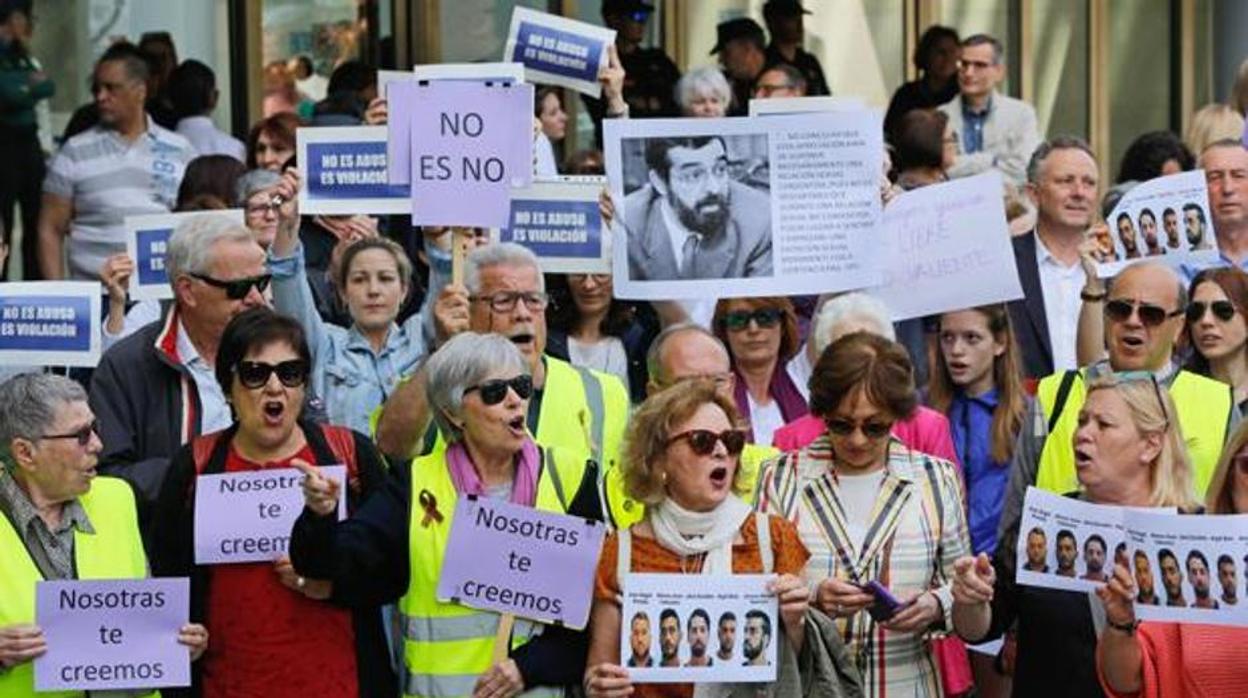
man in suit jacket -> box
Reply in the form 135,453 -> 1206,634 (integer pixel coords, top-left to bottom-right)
939,33 -> 1041,186
623,135 -> 773,281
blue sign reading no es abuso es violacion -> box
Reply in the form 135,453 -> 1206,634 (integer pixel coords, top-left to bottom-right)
0,295 -> 91,352
512,21 -> 603,84
501,199 -> 601,259
307,141 -> 409,199
136,228 -> 171,286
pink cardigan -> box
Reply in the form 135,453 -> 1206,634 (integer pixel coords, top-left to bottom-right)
771,407 -> 959,465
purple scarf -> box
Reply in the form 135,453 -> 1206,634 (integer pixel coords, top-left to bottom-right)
733,363 -> 809,442
446,437 -> 541,506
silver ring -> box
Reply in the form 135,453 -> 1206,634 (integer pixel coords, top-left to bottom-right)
834,603 -> 842,616
296,576 -> 306,590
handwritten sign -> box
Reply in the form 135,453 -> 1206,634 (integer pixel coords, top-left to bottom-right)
35,578 -> 190,692
495,177 -> 609,274
124,211 -> 245,301
193,466 -> 347,565
437,495 -> 605,629
297,126 -> 409,215
504,7 -> 615,97
872,172 -> 1023,320
407,81 -> 534,227
0,282 -> 101,367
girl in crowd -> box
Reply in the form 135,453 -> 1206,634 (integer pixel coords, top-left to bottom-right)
153,308 -> 394,696
584,380 -> 810,698
1096,419 -> 1248,696
952,374 -> 1198,698
1184,267 -> 1248,413
757,332 -> 970,696
292,333 -> 602,698
712,297 -> 808,446
535,86 -> 568,173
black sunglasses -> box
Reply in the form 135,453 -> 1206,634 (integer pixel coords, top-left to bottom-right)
236,360 -> 309,389
1105,299 -> 1183,327
466,375 -> 533,405
666,429 -> 747,456
720,308 -> 783,331
39,420 -> 99,447
825,417 -> 893,440
1186,300 -> 1237,324
191,272 -> 272,300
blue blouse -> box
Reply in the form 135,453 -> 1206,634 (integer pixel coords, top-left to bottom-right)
948,388 -> 1011,555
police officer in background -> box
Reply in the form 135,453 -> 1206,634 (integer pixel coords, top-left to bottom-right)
761,0 -> 829,97
583,0 -> 681,146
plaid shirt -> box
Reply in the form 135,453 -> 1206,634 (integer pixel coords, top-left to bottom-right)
0,470 -> 94,580
755,435 -> 970,698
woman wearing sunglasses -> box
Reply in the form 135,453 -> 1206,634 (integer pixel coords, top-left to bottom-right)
584,380 -> 812,698
711,297 -> 808,447
290,332 -> 603,698
755,331 -> 970,697
151,307 -> 395,697
952,373 -> 1198,698
1183,267 -> 1248,413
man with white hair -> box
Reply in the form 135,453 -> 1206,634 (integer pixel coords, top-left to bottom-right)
374,243 -> 629,475
89,215 -> 268,510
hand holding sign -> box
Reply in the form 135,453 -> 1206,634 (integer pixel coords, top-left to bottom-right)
1095,563 -> 1137,628
177,623 -> 209,662
769,573 -> 810,646
292,459 -> 341,517
583,663 -> 631,698
0,623 -> 46,669
599,44 -> 626,114
472,658 -> 525,698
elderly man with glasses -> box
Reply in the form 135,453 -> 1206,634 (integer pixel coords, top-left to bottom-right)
89,214 -> 268,517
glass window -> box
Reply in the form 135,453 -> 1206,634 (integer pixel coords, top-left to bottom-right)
438,0 -> 549,64
1030,0 -> 1089,140
1106,0 -> 1171,176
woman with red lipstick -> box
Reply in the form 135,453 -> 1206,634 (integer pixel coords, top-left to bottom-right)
756,331 -> 971,698
152,308 -> 394,697
1183,267 -> 1248,413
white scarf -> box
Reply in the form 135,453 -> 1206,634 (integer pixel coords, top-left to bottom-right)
650,495 -> 752,574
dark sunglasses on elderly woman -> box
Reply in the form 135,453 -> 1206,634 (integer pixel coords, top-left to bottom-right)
236,360 -> 309,389
1185,300 -> 1237,324
666,429 -> 747,456
719,308 -> 783,331
825,418 -> 893,440
466,375 -> 533,405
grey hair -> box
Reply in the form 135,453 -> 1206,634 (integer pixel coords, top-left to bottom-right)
165,214 -> 256,283
811,293 -> 896,356
675,66 -> 732,114
463,242 -> 545,295
1107,260 -> 1188,311
962,33 -> 1004,64
1026,135 -> 1096,185
235,168 -> 282,207
645,322 -> 729,385
0,373 -> 88,468
425,332 -> 529,443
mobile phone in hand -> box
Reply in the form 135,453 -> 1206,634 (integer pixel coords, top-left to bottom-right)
861,580 -> 907,622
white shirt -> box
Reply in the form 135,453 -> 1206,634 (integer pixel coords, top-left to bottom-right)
837,468 -> 887,551
747,393 -> 785,448
1034,232 -> 1085,371
176,321 -> 232,433
176,116 -> 246,162
101,299 -> 162,353
568,336 -> 631,395
534,132 -> 558,176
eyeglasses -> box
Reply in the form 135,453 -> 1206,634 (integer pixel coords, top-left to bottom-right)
666,429 -> 746,456
245,201 -> 281,217
660,372 -> 734,390
719,308 -> 783,331
957,59 -> 995,71
1110,371 -> 1170,430
1104,298 -> 1183,327
469,291 -> 548,313
1186,300 -> 1237,324
190,272 -> 272,300
670,161 -> 730,187
825,417 -> 894,440
38,420 -> 98,447
236,360 -> 309,389
466,375 -> 533,405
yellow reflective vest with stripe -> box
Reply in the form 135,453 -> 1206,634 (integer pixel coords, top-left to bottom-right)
1034,368 -> 1232,497
600,442 -> 779,530
398,447 -> 588,698
0,476 -> 151,698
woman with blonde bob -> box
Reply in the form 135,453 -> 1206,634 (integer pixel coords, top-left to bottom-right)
584,381 -> 812,698
952,374 -> 1198,697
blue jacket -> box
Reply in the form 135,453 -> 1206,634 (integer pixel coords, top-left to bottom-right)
948,389 -> 1028,555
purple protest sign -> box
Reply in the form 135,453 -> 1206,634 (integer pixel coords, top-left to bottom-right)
193,465 -> 346,565
386,81 -> 417,186
35,578 -> 190,691
436,495 -> 605,629
408,81 -> 535,227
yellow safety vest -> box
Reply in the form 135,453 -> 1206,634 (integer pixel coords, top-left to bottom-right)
600,442 -> 779,530
1034,369 -> 1232,497
0,476 -> 150,698
398,447 -> 589,698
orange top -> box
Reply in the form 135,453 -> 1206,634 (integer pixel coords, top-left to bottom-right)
1098,621 -> 1248,698
594,514 -> 810,698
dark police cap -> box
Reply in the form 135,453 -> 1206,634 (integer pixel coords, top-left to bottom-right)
602,0 -> 655,15
710,17 -> 766,54
763,1 -> 812,17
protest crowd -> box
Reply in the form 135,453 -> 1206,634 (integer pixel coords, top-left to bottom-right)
5,0 -> 1248,696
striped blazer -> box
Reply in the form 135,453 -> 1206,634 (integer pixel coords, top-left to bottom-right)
755,434 -> 971,698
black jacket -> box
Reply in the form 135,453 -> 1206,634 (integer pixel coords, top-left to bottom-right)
151,419 -> 396,698
1006,231 -> 1056,380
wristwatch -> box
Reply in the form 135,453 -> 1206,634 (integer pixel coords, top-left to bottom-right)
1081,289 -> 1107,302
1107,618 -> 1140,635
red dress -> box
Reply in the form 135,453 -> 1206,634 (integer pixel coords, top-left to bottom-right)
200,444 -> 358,698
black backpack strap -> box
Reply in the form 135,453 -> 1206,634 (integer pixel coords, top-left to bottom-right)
1046,370 -> 1081,434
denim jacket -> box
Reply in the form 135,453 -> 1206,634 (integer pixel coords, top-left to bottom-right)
269,241 -> 449,434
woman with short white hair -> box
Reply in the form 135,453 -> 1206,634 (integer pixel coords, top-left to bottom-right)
675,66 -> 732,119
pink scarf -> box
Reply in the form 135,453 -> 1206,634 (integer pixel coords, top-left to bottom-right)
446,437 -> 541,506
